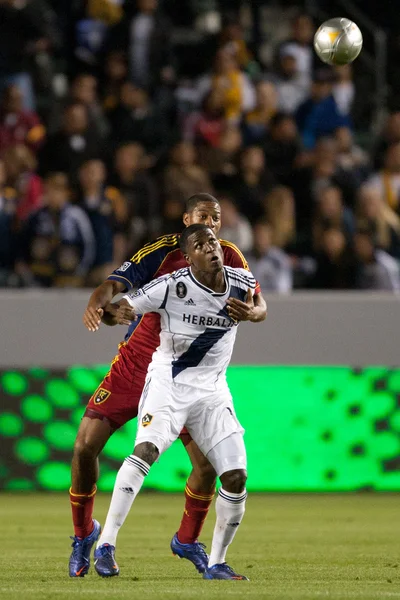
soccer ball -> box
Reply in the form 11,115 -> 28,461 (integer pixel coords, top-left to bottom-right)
313,18 -> 363,66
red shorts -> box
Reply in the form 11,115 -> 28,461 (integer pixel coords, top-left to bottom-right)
84,344 -> 191,442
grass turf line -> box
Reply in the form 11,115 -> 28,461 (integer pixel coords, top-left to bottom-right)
1,493 -> 400,599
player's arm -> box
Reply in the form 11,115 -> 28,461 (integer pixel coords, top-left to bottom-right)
221,240 -> 262,295
83,280 -> 126,332
83,235 -> 178,332
102,275 -> 170,327
227,289 -> 267,323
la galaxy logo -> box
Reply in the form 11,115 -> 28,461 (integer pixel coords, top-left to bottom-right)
142,413 -> 153,427
176,282 -> 187,299
94,388 -> 111,404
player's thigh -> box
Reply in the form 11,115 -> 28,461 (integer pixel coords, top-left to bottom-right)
74,416 -> 112,457
135,375 -> 188,455
207,432 -> 247,478
84,360 -> 147,430
185,389 -> 244,458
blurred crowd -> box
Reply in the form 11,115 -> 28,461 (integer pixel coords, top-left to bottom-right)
1,0 -> 400,292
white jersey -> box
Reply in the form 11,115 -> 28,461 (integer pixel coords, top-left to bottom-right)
124,266 -> 256,394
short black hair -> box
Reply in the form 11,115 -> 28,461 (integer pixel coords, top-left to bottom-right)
179,224 -> 213,255
185,193 -> 220,214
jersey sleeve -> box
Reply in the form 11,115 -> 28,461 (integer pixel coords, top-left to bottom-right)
107,235 -> 178,291
123,275 -> 170,314
221,240 -> 261,295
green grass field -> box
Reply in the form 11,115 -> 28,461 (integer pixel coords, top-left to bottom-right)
2,493 -> 400,600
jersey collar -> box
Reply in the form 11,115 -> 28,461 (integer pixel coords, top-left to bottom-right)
188,267 -> 228,296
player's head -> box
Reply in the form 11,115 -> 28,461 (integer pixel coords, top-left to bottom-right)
183,193 -> 221,235
179,224 -> 223,273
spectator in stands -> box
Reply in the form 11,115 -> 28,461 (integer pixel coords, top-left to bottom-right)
293,137 -> 359,232
106,0 -> 174,91
353,228 -> 400,291
218,195 -> 253,253
0,0 -> 50,110
262,113 -> 301,185
196,48 -> 256,124
39,102 -> 100,180
272,47 -> 308,115
0,159 -> 17,285
74,0 -> 123,67
263,185 -> 296,250
373,111 -> 400,169
332,65 -> 355,117
108,81 -> 171,166
312,186 -> 355,252
78,159 -> 127,282
367,143 -> 400,213
183,89 -> 226,149
17,172 -> 96,287
3,144 -> 43,225
0,85 -> 45,155
278,14 -> 315,88
163,141 -> 213,206
197,124 -> 242,183
70,74 -> 109,140
102,51 -> 128,114
247,221 -> 293,293
241,80 -> 278,145
309,226 -> 355,289
109,142 -> 159,244
216,15 -> 259,77
356,185 -> 400,259
231,145 -> 275,223
334,126 -> 370,183
296,69 -> 350,149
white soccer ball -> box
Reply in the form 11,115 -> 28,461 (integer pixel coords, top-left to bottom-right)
313,18 -> 363,66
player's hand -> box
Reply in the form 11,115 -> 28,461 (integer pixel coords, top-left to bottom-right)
83,306 -> 104,332
226,289 -> 254,322
114,304 -> 138,326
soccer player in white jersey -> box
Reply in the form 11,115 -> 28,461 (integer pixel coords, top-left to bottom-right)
94,224 -> 266,580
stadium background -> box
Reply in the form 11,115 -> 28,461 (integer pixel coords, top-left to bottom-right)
1,291 -> 399,492
0,0 -> 399,495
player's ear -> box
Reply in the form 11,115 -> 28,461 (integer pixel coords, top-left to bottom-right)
185,253 -> 192,265
182,213 -> 190,227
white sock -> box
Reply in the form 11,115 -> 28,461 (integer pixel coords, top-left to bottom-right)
97,456 -> 150,548
208,488 -> 247,567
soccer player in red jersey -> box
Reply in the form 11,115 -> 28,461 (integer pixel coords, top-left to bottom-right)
69,193 -> 266,577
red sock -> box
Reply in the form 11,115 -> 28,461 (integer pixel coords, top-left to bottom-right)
177,483 -> 214,544
69,486 -> 96,538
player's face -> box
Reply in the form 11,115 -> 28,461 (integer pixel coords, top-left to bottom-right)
186,229 -> 224,272
183,201 -> 222,234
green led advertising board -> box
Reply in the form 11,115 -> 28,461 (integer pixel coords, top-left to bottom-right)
1,366 -> 400,492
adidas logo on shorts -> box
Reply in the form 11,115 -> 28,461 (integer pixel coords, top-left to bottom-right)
184,298 -> 196,306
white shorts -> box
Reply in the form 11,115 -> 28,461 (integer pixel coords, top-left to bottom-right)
135,373 -> 244,458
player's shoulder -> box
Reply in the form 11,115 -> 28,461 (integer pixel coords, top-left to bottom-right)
130,233 -> 179,264
171,267 -> 190,280
219,238 -> 249,268
225,266 -> 256,288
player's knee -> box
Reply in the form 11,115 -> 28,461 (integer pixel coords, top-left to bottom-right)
134,442 -> 159,466
73,435 -> 100,462
220,469 -> 247,494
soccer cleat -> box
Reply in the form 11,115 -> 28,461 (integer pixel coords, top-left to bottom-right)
69,519 -> 101,577
203,562 -> 249,580
94,543 -> 120,577
170,533 -> 209,574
